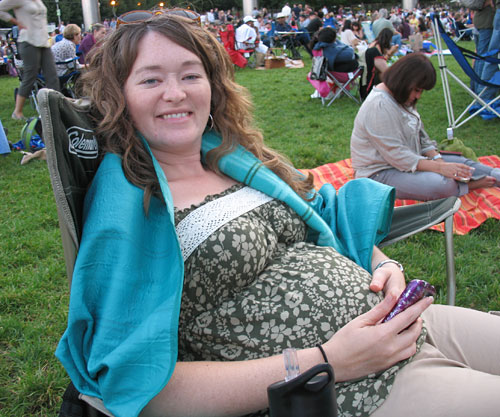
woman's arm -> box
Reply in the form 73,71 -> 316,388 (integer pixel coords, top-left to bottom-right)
0,0 -> 24,27
142,293 -> 431,417
417,158 -> 473,180
141,348 -> 324,417
384,44 -> 399,59
373,55 -> 389,73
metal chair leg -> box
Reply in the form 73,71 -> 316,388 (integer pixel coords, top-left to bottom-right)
444,214 -> 456,306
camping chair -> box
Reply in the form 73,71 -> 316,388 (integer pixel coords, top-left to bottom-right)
274,30 -> 303,60
451,19 -> 472,42
219,24 -> 248,68
431,15 -> 500,135
308,49 -> 362,106
56,56 -> 82,99
38,88 -> 460,417
232,23 -> 259,68
322,68 -> 362,106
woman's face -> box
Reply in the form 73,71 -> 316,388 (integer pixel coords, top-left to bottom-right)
72,30 -> 82,45
405,87 -> 423,107
124,31 -> 211,157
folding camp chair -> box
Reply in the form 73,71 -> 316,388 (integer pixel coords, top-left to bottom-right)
219,24 -> 248,68
274,30 -> 304,60
308,49 -> 362,106
322,68 -> 362,106
38,88 -> 460,417
431,15 -> 500,134
230,23 -> 259,68
451,19 -> 472,42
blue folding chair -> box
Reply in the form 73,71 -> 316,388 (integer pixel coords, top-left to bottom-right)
431,15 -> 500,134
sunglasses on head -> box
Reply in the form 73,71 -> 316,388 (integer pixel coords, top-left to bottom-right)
117,8 -> 201,27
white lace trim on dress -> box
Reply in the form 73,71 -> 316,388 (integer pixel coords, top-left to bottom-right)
176,186 -> 274,262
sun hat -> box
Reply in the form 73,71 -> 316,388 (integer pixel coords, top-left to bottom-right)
243,16 -> 257,23
276,12 -> 287,18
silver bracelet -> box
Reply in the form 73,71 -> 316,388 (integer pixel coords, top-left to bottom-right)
374,259 -> 404,273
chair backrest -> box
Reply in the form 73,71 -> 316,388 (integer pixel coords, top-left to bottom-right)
37,88 -> 100,285
219,24 -> 248,68
433,15 -> 500,89
219,24 -> 236,51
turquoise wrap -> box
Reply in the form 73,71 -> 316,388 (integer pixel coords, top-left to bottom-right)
56,131 -> 395,417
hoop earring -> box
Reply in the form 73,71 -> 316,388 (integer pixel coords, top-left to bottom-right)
207,114 -> 214,130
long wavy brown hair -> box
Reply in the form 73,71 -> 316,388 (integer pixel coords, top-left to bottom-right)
80,14 -> 314,210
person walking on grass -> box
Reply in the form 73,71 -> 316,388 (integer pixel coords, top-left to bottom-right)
0,0 -> 60,121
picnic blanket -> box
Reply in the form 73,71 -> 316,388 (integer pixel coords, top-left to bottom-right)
301,155 -> 500,235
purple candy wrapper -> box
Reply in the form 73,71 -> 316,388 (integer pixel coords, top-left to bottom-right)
382,279 -> 436,323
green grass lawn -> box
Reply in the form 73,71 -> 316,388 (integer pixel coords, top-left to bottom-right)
0,46 -> 499,415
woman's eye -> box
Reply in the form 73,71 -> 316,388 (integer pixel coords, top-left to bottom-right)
184,74 -> 201,80
142,78 -> 158,86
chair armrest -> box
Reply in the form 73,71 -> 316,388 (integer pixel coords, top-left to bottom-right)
379,197 -> 461,247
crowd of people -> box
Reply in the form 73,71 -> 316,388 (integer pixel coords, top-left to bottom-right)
0,2 -> 491,82
0,0 -> 497,211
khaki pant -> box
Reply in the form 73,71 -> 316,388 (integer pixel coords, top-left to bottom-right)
371,305 -> 500,417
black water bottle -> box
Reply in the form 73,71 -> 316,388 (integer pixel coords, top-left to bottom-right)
267,348 -> 337,417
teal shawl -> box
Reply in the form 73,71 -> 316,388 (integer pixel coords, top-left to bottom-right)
56,131 -> 394,417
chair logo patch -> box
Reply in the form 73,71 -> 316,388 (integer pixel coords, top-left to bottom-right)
67,126 -> 98,159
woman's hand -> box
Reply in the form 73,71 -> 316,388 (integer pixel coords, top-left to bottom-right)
436,161 -> 474,180
370,262 -> 406,299
10,18 -> 26,30
323,294 -> 433,382
370,247 -> 405,299
386,44 -> 399,58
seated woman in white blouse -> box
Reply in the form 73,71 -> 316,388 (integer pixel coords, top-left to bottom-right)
340,19 -> 360,47
351,53 -> 500,201
51,24 -> 83,77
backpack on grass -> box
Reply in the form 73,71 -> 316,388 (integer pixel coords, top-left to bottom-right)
20,116 -> 44,151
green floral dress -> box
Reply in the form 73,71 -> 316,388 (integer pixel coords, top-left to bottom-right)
174,184 -> 424,417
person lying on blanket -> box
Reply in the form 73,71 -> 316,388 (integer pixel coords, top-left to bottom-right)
56,15 -> 500,417
351,53 -> 500,201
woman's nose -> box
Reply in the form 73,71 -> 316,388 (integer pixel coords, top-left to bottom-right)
161,79 -> 187,102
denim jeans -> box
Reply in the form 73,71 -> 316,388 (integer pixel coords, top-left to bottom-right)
472,28 -> 492,93
391,33 -> 402,48
480,8 -> 500,101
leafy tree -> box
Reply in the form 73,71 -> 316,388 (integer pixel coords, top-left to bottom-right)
45,0 -> 86,27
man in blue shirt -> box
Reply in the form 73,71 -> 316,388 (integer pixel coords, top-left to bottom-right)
274,12 -> 312,58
